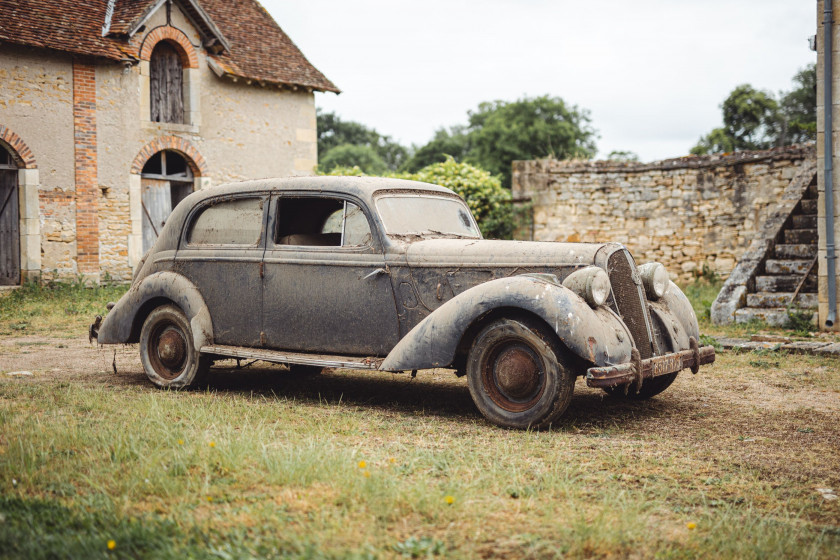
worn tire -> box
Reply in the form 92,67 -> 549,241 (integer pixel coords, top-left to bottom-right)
602,372 -> 678,400
466,318 -> 575,430
140,304 -> 209,389
287,364 -> 323,376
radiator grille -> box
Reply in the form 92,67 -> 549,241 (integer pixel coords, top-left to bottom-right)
607,249 -> 655,359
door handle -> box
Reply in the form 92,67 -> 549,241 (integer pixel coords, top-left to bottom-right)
363,268 -> 388,280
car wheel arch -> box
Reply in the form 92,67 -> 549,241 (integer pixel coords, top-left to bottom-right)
454,306 -> 580,373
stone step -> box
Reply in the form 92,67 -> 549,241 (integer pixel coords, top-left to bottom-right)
792,214 -> 817,229
765,259 -> 816,275
784,228 -> 817,244
755,274 -> 816,292
735,307 -> 818,327
735,307 -> 791,327
800,199 -> 818,215
774,243 -> 818,259
746,292 -> 818,309
807,180 -> 818,198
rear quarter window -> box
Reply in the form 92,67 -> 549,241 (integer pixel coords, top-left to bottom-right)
188,197 -> 264,245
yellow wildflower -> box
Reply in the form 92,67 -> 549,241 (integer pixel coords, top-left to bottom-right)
363,470 -> 371,478
209,441 -> 216,448
686,522 -> 697,530
177,439 -> 184,445
107,540 -> 116,550
445,495 -> 455,505
358,460 -> 366,469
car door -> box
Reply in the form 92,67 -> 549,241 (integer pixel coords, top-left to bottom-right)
174,194 -> 268,347
261,193 -> 400,356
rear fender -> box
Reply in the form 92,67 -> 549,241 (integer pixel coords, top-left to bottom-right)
380,275 -> 632,371
96,271 -> 213,350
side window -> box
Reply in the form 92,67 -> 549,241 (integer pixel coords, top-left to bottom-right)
188,198 -> 264,246
276,197 -> 372,247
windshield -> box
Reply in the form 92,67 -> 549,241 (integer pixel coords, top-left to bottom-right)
376,195 -> 481,238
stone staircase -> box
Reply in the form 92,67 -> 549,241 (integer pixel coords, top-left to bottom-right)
734,178 -> 818,326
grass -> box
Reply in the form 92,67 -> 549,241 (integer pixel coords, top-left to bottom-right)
0,278 -> 128,337
1,280 -> 839,558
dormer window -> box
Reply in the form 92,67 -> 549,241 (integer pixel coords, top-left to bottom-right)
150,42 -> 184,123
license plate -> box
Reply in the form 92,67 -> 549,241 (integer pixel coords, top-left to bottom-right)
652,354 -> 681,376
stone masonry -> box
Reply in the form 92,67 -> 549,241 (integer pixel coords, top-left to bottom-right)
512,145 -> 815,284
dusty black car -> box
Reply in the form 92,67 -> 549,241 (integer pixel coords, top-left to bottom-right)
93,176 -> 714,429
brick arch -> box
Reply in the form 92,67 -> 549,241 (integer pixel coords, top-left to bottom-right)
0,125 -> 36,168
131,136 -> 207,176
139,26 -> 199,69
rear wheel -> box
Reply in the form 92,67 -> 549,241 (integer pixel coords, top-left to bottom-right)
140,305 -> 209,388
467,318 -> 574,430
602,372 -> 678,400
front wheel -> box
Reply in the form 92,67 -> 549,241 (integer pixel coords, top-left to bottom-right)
466,318 -> 575,430
140,304 -> 209,388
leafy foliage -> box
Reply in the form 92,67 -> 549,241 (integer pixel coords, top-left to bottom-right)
400,157 -> 516,239
317,110 -> 408,171
691,64 -> 816,155
466,95 -> 597,187
401,126 -> 471,172
319,144 -> 388,175
606,150 -> 640,162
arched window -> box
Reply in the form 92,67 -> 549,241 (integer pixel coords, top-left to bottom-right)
149,41 -> 184,123
140,150 -> 194,251
0,145 -> 20,285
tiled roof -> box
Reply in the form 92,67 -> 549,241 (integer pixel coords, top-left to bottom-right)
0,0 -> 338,92
0,0 -> 129,60
201,0 -> 338,93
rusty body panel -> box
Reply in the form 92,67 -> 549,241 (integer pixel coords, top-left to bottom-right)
95,176 -> 714,427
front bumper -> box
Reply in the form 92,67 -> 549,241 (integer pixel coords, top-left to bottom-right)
585,338 -> 715,388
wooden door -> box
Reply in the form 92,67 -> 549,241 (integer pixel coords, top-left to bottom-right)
0,170 -> 20,285
141,178 -> 172,253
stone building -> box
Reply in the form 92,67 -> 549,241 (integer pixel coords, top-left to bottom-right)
0,0 -> 338,285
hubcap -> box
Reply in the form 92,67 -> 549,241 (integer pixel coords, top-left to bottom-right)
494,347 -> 541,399
157,327 -> 186,370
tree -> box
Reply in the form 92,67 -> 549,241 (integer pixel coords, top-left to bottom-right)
316,110 -> 409,171
318,144 -> 388,175
466,96 -> 597,188
780,63 -> 817,144
401,126 -> 470,172
606,150 -> 640,162
691,65 -> 816,155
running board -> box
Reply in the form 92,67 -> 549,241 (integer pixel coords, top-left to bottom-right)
200,345 -> 384,370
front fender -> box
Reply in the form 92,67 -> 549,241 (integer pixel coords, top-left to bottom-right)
648,281 -> 701,353
380,275 -> 633,371
97,271 -> 213,351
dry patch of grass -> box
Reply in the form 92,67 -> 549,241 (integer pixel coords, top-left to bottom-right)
1,332 -> 839,558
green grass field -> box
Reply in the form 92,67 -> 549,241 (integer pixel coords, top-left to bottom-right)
1,281 -> 838,559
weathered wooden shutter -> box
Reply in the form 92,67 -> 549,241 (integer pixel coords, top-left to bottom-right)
0,170 -> 20,285
149,42 -> 184,123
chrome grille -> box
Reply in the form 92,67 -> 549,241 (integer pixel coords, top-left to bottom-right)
607,249 -> 656,359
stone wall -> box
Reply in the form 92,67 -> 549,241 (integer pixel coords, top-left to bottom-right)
512,145 -> 815,283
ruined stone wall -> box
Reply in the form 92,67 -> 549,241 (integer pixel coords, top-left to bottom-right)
512,145 -> 815,283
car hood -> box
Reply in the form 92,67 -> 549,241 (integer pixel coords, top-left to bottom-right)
403,238 -> 613,269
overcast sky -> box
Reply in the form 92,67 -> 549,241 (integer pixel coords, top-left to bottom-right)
263,0 -> 816,162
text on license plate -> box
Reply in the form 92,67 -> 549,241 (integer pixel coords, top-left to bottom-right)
652,354 -> 681,376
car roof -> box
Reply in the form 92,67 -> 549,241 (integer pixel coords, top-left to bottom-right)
190,176 -> 456,205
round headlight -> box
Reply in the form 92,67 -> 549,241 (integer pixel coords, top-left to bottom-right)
638,262 -> 670,300
562,266 -> 612,308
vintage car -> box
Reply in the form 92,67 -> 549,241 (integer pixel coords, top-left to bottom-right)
92,176 -> 715,429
